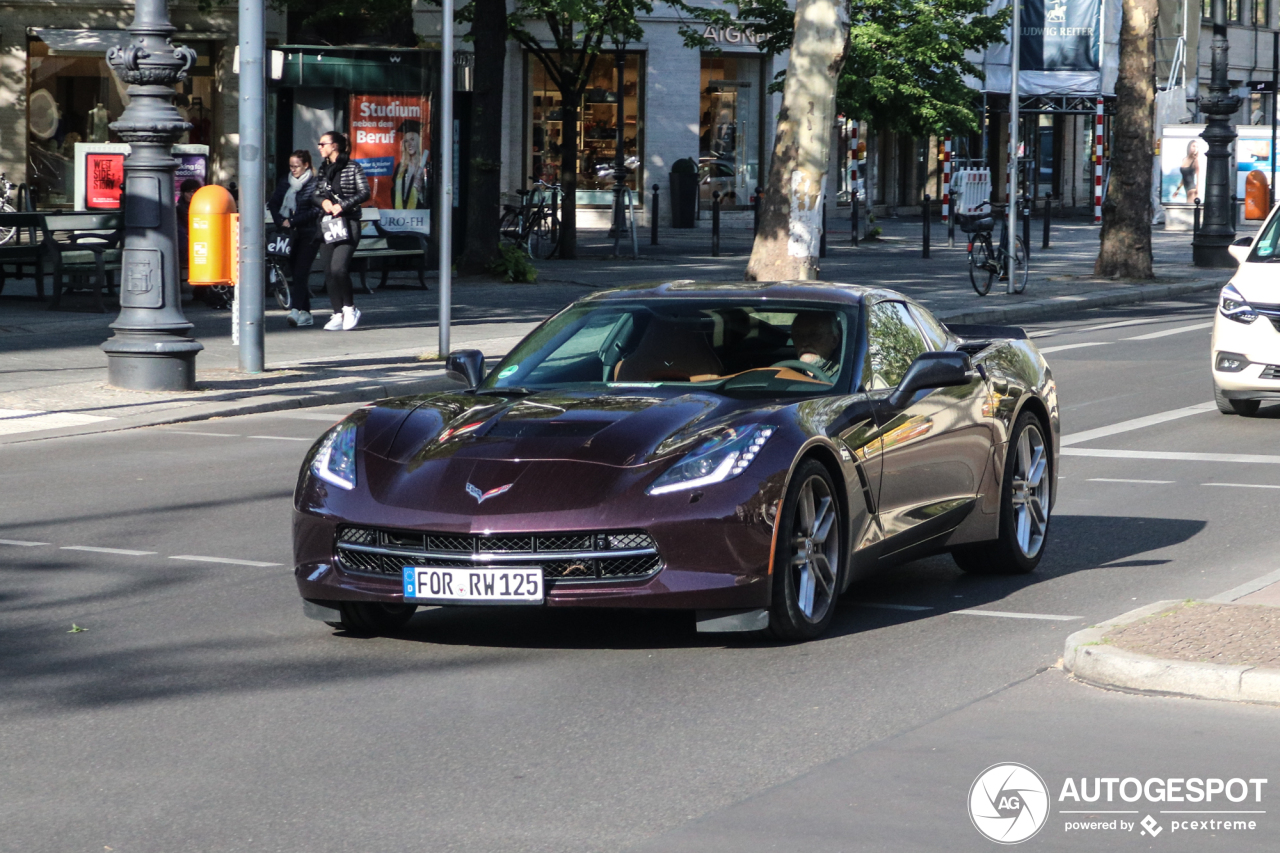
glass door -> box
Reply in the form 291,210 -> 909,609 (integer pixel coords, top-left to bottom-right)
700,56 -> 761,212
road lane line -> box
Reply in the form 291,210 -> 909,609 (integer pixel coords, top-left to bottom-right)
1122,320 -> 1214,340
159,430 -> 242,438
1075,317 -> 1171,333
1027,329 -> 1061,339
1064,448 -> 1280,464
248,435 -> 312,442
855,602 -> 934,611
1087,478 -> 1174,484
268,412 -> 349,422
169,555 -> 283,567
1037,341 -> 1113,354
1060,401 -> 1217,446
952,609 -> 1082,621
1202,482 -> 1280,489
0,539 -> 48,546
61,546 -> 157,556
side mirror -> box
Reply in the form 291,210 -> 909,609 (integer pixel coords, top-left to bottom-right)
1229,237 -> 1252,264
889,351 -> 974,409
445,349 -> 485,388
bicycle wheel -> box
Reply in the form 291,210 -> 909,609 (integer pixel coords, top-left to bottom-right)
0,202 -> 16,246
498,209 -> 524,250
1010,236 -> 1029,294
968,237 -> 995,296
268,259 -> 292,310
528,213 -> 560,260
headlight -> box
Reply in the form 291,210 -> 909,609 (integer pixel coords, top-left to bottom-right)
312,420 -> 358,490
1220,284 -> 1258,324
648,424 -> 776,495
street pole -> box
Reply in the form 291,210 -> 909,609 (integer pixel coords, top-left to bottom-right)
1271,31 -> 1277,209
238,0 -> 265,373
1007,0 -> 1020,293
439,0 -> 453,358
100,0 -> 204,391
611,39 -> 626,254
1193,0 -> 1240,267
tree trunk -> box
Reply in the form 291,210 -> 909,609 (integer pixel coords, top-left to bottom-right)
1095,0 -> 1156,279
558,97 -> 579,259
457,0 -> 507,275
745,0 -> 850,281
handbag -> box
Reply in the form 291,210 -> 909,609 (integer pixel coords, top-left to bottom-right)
321,214 -> 350,244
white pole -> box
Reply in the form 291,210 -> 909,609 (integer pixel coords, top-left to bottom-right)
1008,0 -> 1020,293
439,0 -> 453,357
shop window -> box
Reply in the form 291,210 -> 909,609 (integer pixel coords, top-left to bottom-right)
699,55 -> 762,212
528,53 -> 642,207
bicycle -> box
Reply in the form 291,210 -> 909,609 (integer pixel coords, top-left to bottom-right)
201,235 -> 291,311
499,179 -> 561,260
0,174 -> 18,246
959,200 -> 1028,296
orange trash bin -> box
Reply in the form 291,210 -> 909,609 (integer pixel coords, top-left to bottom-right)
1245,170 -> 1270,221
188,185 -> 238,285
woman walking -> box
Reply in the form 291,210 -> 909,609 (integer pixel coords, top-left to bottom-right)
314,130 -> 370,331
268,149 -> 321,326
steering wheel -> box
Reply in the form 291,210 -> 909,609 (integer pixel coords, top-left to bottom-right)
770,359 -> 834,384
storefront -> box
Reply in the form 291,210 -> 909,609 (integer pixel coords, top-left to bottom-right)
698,54 -> 764,212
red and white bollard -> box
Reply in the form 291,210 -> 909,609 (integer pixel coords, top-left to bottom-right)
942,137 -> 952,225
1094,98 -> 1104,224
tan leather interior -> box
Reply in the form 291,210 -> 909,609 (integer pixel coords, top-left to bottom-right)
615,317 -> 724,381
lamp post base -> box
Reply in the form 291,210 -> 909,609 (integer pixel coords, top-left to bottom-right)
1192,237 -> 1237,269
103,336 -> 204,391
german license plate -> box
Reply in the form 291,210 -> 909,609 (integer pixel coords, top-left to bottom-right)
402,566 -> 544,604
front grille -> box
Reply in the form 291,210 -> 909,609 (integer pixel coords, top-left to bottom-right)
1253,303 -> 1280,333
1261,364 -> 1280,380
335,526 -> 662,583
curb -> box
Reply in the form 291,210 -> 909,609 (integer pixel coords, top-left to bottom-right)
1063,600 -> 1280,706
935,278 -> 1224,326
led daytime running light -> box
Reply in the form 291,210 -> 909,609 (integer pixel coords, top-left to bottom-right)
649,425 -> 776,496
1220,284 -> 1258,324
313,421 -> 358,490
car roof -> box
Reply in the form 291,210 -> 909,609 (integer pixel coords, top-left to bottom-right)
580,280 -> 913,307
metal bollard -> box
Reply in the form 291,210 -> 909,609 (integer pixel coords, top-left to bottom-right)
820,201 -> 827,258
1021,195 -> 1031,261
651,184 -> 659,246
1042,191 -> 1052,250
851,191 -> 859,247
1194,197 -> 1201,236
712,191 -> 721,257
947,195 -> 955,249
753,187 -> 762,236
922,194 -> 931,259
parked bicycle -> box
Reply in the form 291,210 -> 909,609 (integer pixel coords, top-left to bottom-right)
959,200 -> 1028,296
499,179 -> 561,260
0,174 -> 18,246
201,232 -> 291,310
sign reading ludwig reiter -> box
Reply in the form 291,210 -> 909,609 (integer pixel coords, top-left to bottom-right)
1019,0 -> 1102,72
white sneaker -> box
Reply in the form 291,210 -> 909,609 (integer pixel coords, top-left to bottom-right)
287,309 -> 300,326
294,310 -> 313,327
341,306 -> 361,331
324,312 -> 344,331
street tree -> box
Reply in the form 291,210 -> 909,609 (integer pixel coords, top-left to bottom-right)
508,0 -> 652,260
1095,0 -> 1156,279
457,0 -> 510,275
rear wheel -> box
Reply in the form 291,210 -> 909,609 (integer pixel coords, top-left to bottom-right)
1009,236 -> 1029,294
498,209 -> 524,251
329,602 -> 417,636
529,213 -> 560,260
1213,381 -> 1260,415
953,412 -> 1050,575
969,237 -> 995,295
0,202 -> 16,245
769,460 -> 843,641
268,259 -> 292,310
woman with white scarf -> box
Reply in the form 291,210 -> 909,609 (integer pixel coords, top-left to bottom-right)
268,149 -> 322,326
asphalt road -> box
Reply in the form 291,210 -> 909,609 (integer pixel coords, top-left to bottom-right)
3,291 -> 1279,852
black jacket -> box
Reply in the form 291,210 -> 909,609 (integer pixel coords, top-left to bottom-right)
314,157 -> 371,221
268,171 -> 320,234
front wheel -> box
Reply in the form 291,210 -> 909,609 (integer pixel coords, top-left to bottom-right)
529,214 -> 560,260
969,238 -> 995,295
268,260 -> 292,310
769,460 -> 843,641
0,202 -> 16,246
498,209 -> 524,251
328,602 -> 418,636
1009,236 -> 1029,294
1214,381 -> 1261,415
952,411 -> 1051,575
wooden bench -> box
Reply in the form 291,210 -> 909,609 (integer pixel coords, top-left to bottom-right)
45,212 -> 124,313
0,212 -> 53,299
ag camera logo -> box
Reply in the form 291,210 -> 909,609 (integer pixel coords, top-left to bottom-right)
970,763 -> 1051,844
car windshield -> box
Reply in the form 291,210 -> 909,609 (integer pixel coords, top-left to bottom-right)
481,300 -> 855,396
1251,211 -> 1280,262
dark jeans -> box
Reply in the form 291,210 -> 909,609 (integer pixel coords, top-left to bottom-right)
289,233 -> 321,313
318,231 -> 360,313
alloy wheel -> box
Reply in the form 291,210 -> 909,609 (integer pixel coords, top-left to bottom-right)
1010,423 -> 1049,558
789,474 -> 840,623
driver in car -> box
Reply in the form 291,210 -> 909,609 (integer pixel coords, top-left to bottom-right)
787,311 -> 841,379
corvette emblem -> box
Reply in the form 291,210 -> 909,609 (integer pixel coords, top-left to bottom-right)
466,482 -> 513,503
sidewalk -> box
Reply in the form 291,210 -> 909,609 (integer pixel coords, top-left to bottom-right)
0,214 -> 1232,445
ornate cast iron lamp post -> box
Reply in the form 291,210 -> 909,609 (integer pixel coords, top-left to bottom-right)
1193,0 -> 1240,268
101,0 -> 203,390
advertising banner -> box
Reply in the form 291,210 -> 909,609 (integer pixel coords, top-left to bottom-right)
1159,126 -> 1209,205
348,94 -> 431,215
1019,0 -> 1102,72
85,153 -> 125,209
175,153 -> 208,203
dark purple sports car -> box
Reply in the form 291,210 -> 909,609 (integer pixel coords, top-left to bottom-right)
294,281 -> 1059,640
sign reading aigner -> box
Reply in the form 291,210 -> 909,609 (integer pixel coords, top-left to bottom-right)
1018,0 -> 1102,72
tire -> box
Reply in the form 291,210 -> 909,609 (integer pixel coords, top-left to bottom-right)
332,602 -> 417,636
498,209 -> 523,250
969,238 -> 995,295
268,260 -> 292,310
1214,380 -> 1260,415
529,214 -> 560,260
769,460 -> 844,641
953,412 -> 1051,575
0,202 -> 15,246
1009,236 -> 1029,294
201,284 -> 234,310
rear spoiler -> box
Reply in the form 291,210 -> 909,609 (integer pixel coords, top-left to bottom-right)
944,323 -> 1029,341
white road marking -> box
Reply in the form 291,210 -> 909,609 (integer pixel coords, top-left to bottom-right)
159,430 -> 242,438
855,602 -> 934,611
952,609 -> 1082,621
1088,477 -> 1174,484
1037,341 -> 1113,354
1074,317 -> 1172,333
1121,320 -> 1214,340
0,408 -> 114,436
268,412 -> 350,422
60,546 -> 157,556
1060,401 -> 1217,446
0,538 -> 48,546
169,555 -> 283,567
1202,482 -> 1280,489
1027,328 -> 1060,339
1210,566 -> 1280,603
247,435 -> 312,442
1064,447 -> 1280,464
